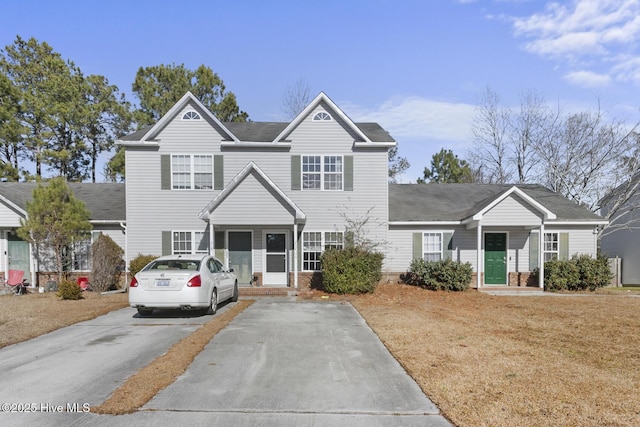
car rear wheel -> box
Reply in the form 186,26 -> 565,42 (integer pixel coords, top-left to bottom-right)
207,288 -> 217,315
231,281 -> 239,302
137,307 -> 153,316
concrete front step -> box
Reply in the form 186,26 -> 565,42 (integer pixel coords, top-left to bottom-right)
239,287 -> 297,297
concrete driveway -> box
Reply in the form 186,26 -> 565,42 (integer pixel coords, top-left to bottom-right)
0,298 -> 451,426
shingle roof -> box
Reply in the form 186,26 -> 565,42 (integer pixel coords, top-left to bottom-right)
0,183 -> 125,222
389,183 -> 604,222
121,122 -> 394,143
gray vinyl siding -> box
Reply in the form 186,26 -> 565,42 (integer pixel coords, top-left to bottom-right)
601,192 -> 640,284
386,224 -> 597,274
124,102 -> 390,267
481,195 -> 543,226
0,203 -> 23,227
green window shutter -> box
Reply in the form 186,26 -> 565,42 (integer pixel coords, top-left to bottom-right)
214,155 -> 224,190
412,232 -> 423,260
214,231 -> 225,262
291,155 -> 301,190
443,232 -> 453,261
344,155 -> 353,191
529,232 -> 539,271
559,233 -> 569,260
162,231 -> 172,255
161,155 -> 171,190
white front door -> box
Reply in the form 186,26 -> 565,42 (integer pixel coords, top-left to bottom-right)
263,231 -> 287,286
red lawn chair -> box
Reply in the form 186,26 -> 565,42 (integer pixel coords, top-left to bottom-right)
6,269 -> 26,294
77,277 -> 90,291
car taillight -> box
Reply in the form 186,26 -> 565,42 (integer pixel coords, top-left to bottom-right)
187,275 -> 201,287
130,277 -> 138,287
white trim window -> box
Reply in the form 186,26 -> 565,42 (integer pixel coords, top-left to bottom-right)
313,111 -> 332,121
171,154 -> 213,190
173,231 -> 210,255
423,232 -> 443,262
302,231 -> 344,271
302,155 -> 343,191
71,236 -> 92,271
182,110 -> 201,120
543,232 -> 559,262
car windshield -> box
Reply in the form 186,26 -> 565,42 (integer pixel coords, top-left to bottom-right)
144,259 -> 200,271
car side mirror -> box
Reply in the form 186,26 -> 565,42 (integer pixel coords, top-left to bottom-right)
228,268 -> 235,273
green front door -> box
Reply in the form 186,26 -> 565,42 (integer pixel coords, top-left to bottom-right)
485,233 -> 506,285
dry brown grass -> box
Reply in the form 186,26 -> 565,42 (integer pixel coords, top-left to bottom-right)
4,285 -> 640,426
0,290 -> 129,349
349,284 -> 640,427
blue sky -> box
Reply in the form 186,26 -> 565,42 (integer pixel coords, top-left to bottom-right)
2,0 -> 640,182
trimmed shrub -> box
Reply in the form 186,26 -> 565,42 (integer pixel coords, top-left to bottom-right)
57,280 -> 83,300
129,254 -> 157,278
320,247 -> 384,294
91,233 -> 124,292
544,255 -> 612,291
404,258 -> 473,291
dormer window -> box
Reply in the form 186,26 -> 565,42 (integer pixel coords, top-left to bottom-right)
312,111 -> 332,121
182,111 -> 201,121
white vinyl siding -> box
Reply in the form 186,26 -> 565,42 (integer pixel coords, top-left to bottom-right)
482,195 -> 542,226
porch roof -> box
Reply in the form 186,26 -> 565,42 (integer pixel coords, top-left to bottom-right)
199,161 -> 306,224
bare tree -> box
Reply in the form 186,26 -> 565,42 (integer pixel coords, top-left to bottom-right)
536,106 -> 638,212
281,78 -> 312,120
388,146 -> 410,183
511,89 -> 559,183
468,87 -> 512,183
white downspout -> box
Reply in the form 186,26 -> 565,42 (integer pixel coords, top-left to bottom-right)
477,223 -> 482,288
293,222 -> 298,289
539,223 -> 545,289
120,222 -> 128,287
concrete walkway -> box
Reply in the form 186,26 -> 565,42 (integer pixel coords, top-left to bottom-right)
0,299 -> 451,426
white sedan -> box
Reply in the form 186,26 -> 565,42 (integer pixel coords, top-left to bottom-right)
129,254 -> 238,316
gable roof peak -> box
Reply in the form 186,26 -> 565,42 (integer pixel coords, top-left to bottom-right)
273,92 -> 372,143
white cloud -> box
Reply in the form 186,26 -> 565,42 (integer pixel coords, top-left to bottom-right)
511,0 -> 640,87
345,96 -> 476,143
564,70 -> 611,87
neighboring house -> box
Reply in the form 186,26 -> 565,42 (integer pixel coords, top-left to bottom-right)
600,176 -> 640,285
0,183 -> 125,286
385,184 -> 607,288
118,91 -> 394,289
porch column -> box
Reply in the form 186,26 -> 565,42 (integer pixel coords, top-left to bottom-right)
293,222 -> 298,289
539,223 -> 545,289
476,223 -> 482,288
209,218 -> 214,257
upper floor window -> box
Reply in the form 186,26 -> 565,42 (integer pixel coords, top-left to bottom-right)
182,110 -> 201,120
302,155 -> 343,191
172,154 -> 213,189
313,111 -> 332,121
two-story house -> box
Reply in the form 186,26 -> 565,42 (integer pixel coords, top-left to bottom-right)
118,91 -> 393,289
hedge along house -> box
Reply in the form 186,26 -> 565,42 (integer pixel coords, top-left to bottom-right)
118,91 -> 394,290
0,183 -> 126,287
385,184 -> 608,288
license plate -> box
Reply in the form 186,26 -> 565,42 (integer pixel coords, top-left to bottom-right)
155,279 -> 171,287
